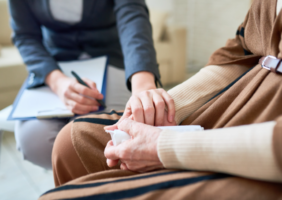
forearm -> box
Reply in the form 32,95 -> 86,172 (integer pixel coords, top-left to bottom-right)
45,69 -> 67,94
114,0 -> 160,90
168,64 -> 250,124
157,122 -> 282,183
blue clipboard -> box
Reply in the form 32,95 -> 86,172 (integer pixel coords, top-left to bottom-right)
8,56 -> 109,120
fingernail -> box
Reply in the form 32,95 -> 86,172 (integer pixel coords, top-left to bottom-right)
169,115 -> 174,122
93,106 -> 99,111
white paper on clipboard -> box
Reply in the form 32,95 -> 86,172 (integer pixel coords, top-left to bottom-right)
10,56 -> 107,120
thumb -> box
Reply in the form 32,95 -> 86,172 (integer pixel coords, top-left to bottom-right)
104,124 -> 118,131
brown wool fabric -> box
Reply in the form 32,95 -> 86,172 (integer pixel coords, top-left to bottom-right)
71,112 -> 122,174
52,121 -> 88,186
46,0 -> 282,199
40,169 -> 282,200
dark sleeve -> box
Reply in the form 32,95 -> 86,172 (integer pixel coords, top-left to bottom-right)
114,0 -> 161,90
8,0 -> 60,88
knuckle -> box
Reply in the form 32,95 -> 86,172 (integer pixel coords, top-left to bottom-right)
72,103 -> 79,110
81,88 -> 87,94
63,90 -> 69,97
144,90 -> 150,95
119,148 -> 128,159
132,107 -> 142,114
155,101 -> 165,108
71,107 -> 76,113
144,106 -> 154,113
168,98 -> 174,104
70,81 -> 76,88
79,96 -> 87,104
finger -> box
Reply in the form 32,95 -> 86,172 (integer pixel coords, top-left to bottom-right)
160,89 -> 175,123
107,159 -> 119,168
70,82 -> 103,100
66,100 -> 98,114
104,141 -> 120,160
129,114 -> 134,120
104,124 -> 118,131
152,92 -> 165,126
65,88 -> 100,106
122,160 -> 163,172
140,92 -> 155,126
130,96 -> 144,123
82,78 -> 97,90
120,163 -> 128,171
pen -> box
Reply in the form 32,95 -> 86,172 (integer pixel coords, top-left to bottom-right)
71,71 -> 106,108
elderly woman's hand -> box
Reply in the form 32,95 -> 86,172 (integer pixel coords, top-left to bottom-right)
104,118 -> 165,172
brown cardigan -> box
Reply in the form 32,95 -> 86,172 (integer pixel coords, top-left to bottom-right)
180,0 -> 282,173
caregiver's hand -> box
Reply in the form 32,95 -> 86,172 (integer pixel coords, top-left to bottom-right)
104,118 -> 165,172
46,70 -> 103,115
123,88 -> 175,126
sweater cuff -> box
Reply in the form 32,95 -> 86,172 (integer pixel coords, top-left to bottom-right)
157,122 -> 282,182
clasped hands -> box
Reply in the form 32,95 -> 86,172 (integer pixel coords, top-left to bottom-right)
104,88 -> 176,172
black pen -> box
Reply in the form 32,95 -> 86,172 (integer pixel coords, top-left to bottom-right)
71,71 -> 106,108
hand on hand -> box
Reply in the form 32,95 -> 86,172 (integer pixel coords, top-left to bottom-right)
106,88 -> 176,131
104,118 -> 164,172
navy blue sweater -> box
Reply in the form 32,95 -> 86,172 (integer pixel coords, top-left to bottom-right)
8,0 -> 160,90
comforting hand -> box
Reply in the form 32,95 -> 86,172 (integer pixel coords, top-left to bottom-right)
104,118 -> 164,172
46,70 -> 103,115
126,88 -> 175,125
106,88 -> 176,131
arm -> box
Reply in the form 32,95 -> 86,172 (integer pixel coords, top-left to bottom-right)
9,0 -> 60,88
111,0 -> 175,126
168,64 -> 250,124
113,0 -> 160,92
105,119 -> 282,183
9,0 -> 103,114
158,122 -> 282,183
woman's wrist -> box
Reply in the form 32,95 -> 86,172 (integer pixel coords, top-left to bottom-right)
45,69 -> 68,94
131,71 -> 156,95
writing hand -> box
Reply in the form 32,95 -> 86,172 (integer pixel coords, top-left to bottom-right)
46,70 -> 103,115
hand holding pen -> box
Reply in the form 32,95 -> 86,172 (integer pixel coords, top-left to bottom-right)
46,69 -> 105,115
71,71 -> 106,108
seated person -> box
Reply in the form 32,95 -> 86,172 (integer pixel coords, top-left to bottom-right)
40,0 -> 282,199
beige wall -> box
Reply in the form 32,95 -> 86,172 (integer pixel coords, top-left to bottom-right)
146,0 -> 251,72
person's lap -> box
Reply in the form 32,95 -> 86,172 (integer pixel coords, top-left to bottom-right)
42,112 -> 282,200
15,66 -> 131,169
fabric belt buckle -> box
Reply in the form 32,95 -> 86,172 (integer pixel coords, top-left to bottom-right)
261,55 -> 276,71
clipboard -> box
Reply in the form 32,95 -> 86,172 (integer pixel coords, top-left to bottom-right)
8,56 -> 108,120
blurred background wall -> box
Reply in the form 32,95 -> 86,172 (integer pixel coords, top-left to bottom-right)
146,0 -> 251,73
